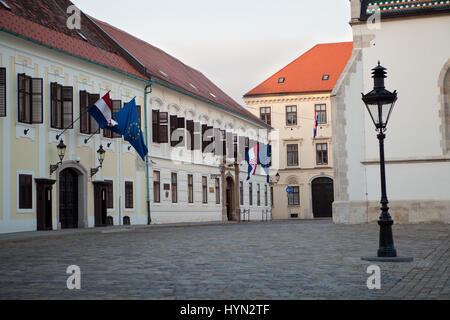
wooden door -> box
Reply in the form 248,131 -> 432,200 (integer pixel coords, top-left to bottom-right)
312,177 -> 334,218
36,179 -> 55,231
94,182 -> 108,227
60,169 -> 79,229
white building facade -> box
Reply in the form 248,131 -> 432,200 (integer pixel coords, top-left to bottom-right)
332,0 -> 450,224
0,1 -> 271,234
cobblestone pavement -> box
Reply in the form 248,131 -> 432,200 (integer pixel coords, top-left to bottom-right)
0,220 -> 448,300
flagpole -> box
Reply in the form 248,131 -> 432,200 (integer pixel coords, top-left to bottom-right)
56,115 -> 81,140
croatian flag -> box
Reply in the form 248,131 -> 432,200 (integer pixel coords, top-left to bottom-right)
87,92 -> 118,129
246,143 -> 259,181
313,110 -> 319,139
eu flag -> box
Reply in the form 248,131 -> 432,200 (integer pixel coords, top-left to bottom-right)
111,98 -> 148,161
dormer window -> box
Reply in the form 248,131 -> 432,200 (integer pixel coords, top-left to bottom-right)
159,70 -> 169,79
0,0 -> 11,10
278,77 -> 285,83
322,75 -> 330,81
77,32 -> 88,41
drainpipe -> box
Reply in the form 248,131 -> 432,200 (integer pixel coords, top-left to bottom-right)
144,81 -> 153,225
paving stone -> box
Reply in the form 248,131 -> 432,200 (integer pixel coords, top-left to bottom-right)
0,220 -> 448,300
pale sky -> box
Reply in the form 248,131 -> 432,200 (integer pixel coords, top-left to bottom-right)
73,0 -> 352,105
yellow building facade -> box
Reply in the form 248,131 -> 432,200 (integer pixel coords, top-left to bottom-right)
0,32 -> 148,233
244,42 -> 353,220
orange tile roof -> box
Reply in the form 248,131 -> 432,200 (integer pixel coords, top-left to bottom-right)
244,42 -> 353,97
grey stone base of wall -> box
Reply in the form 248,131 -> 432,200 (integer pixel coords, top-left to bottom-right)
333,200 -> 450,225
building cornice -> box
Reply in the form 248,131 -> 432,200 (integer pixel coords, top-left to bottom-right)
245,94 -> 330,106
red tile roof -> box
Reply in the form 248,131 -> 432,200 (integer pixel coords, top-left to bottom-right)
92,18 -> 267,127
244,42 -> 353,97
0,0 -> 146,80
0,0 -> 269,127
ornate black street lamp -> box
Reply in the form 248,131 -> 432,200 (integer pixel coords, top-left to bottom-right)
361,62 -> 412,262
90,145 -> 106,177
49,140 -> 67,175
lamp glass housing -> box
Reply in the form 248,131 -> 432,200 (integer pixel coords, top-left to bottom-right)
57,140 -> 67,163
97,145 -> 106,166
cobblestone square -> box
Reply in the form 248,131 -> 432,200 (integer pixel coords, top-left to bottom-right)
0,221 -> 448,300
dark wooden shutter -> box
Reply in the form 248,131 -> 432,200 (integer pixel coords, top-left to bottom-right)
159,112 -> 168,143
170,115 -> 178,147
194,122 -> 201,150
239,136 -> 246,160
88,94 -> 100,134
18,74 -> 31,124
80,90 -> 89,134
176,117 -> 185,147
31,78 -> 43,124
0,68 -> 6,117
202,124 -> 208,152
207,126 -> 214,153
19,174 -> 32,209
50,83 -> 60,129
152,110 -> 159,143
187,120 -> 194,150
245,138 -> 250,156
62,86 -> 73,129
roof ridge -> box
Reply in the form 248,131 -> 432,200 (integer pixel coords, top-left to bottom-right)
90,16 -> 206,78
244,41 -> 353,97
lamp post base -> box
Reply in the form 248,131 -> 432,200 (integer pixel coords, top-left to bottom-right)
361,256 -> 414,263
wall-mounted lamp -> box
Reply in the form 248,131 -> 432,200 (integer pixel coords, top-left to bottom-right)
49,140 -> 67,175
24,129 -> 30,135
90,145 -> 106,177
107,143 -> 112,148
128,146 -> 132,151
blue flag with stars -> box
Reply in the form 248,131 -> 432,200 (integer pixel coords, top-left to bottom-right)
111,98 -> 148,161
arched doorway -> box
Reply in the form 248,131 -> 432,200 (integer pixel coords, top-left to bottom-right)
226,177 -> 234,221
311,177 -> 334,218
59,168 -> 79,229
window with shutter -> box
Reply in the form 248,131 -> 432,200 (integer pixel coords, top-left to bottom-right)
159,112 -> 169,143
194,122 -> 201,150
0,68 -> 6,117
188,174 -> 194,203
18,74 -> 31,124
31,78 -> 43,124
187,120 -> 194,150
153,171 -> 160,203
19,174 -> 32,209
62,86 -> 73,129
80,90 -> 89,134
104,100 -> 121,138
170,115 -> 178,147
105,180 -> 114,209
202,124 -> 208,152
152,110 -> 159,143
176,117 -> 185,147
88,94 -> 100,134
51,83 -> 73,129
245,137 -> 250,156
207,126 -> 214,153
221,130 -> 227,156
136,105 -> 142,125
125,181 -> 134,209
